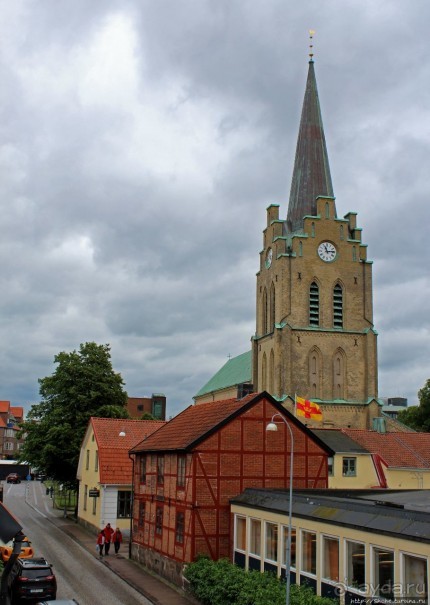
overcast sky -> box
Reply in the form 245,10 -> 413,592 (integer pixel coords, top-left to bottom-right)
0,1 -> 429,419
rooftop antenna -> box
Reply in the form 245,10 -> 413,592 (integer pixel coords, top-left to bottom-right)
309,29 -> 315,62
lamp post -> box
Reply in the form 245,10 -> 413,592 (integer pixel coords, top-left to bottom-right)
266,413 -> 294,605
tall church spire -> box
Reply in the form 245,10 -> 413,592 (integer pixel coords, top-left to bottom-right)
286,58 -> 335,233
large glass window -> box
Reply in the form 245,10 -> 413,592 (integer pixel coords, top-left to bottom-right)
250,519 -> 261,557
403,553 -> 428,601
302,531 -> 317,575
265,522 -> 278,562
235,516 -> 246,551
282,526 -> 296,568
322,536 -> 339,581
346,540 -> 366,590
117,491 -> 132,518
373,547 -> 394,600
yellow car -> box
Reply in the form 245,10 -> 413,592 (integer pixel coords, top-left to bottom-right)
0,536 -> 34,562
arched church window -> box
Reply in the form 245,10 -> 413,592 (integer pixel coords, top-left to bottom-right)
270,283 -> 275,330
262,353 -> 267,391
299,241 -> 303,257
333,350 -> 346,399
311,222 -> 315,237
308,347 -> 321,399
333,284 -> 343,328
262,288 -> 268,334
340,225 -> 344,240
352,246 -> 357,261
269,350 -> 274,394
325,202 -> 330,218
309,282 -> 319,326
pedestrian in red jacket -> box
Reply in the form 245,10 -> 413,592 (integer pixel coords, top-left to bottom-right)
112,528 -> 123,555
104,523 -> 114,555
96,530 -> 105,558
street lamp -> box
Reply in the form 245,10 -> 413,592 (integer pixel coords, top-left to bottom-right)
266,413 -> 294,605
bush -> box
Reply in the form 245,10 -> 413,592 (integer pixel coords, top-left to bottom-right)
184,557 -> 337,605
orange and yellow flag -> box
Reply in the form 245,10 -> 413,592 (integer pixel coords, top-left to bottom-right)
296,396 -> 323,421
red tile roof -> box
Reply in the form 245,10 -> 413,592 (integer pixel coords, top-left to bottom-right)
131,393 -> 263,452
342,429 -> 430,469
0,401 -> 10,413
10,407 -> 23,420
91,418 -> 165,484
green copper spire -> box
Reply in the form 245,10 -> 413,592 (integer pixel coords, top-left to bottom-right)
286,59 -> 335,233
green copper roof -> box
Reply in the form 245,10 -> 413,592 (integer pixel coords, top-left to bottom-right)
287,60 -> 335,233
194,350 -> 252,398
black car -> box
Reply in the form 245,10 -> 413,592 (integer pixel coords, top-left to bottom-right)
6,473 -> 21,484
8,557 -> 57,603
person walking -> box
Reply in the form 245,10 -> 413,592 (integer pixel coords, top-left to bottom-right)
104,523 -> 114,555
96,530 -> 105,558
112,528 -> 123,555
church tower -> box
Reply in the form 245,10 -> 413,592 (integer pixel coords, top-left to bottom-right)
252,53 -> 379,426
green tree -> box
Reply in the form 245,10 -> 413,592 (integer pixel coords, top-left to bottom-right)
19,342 -> 128,484
397,378 -> 430,432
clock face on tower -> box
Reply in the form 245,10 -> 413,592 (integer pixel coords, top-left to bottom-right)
317,241 -> 337,262
265,248 -> 273,268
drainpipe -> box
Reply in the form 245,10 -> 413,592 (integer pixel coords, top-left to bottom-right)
128,453 -> 135,559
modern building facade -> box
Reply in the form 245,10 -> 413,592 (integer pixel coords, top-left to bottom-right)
231,488 -> 429,605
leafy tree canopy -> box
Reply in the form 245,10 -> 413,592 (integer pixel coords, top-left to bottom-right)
397,378 -> 430,431
19,342 -> 128,484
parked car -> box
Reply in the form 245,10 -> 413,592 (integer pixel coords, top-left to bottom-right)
36,601 -> 79,604
0,536 -> 34,562
6,473 -> 21,484
8,557 -> 57,603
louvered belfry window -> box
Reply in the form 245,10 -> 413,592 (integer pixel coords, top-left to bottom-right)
309,282 -> 319,326
333,284 -> 343,328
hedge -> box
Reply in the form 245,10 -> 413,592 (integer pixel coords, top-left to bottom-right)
184,556 -> 338,605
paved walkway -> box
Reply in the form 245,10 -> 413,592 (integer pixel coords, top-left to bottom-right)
28,481 -> 194,605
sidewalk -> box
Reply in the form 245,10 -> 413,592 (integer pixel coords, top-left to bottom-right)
31,481 -> 194,605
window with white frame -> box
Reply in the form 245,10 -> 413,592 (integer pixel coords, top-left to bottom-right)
342,457 -> 357,477
4,442 -> 13,451
322,536 -> 339,581
373,546 -> 394,601
4,429 -> 14,437
402,553 -> 428,601
281,526 -> 296,568
235,516 -> 246,552
346,540 -> 366,590
265,522 -> 278,562
250,519 -> 261,557
301,530 -> 317,575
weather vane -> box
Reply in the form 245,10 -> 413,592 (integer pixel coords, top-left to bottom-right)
309,29 -> 315,61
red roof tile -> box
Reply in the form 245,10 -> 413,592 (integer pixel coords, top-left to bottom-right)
91,418 -> 165,484
342,430 -> 430,469
131,393 -> 262,452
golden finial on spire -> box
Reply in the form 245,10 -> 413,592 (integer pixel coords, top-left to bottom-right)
309,29 -> 315,61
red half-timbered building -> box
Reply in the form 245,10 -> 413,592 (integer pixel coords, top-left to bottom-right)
129,392 -> 333,584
